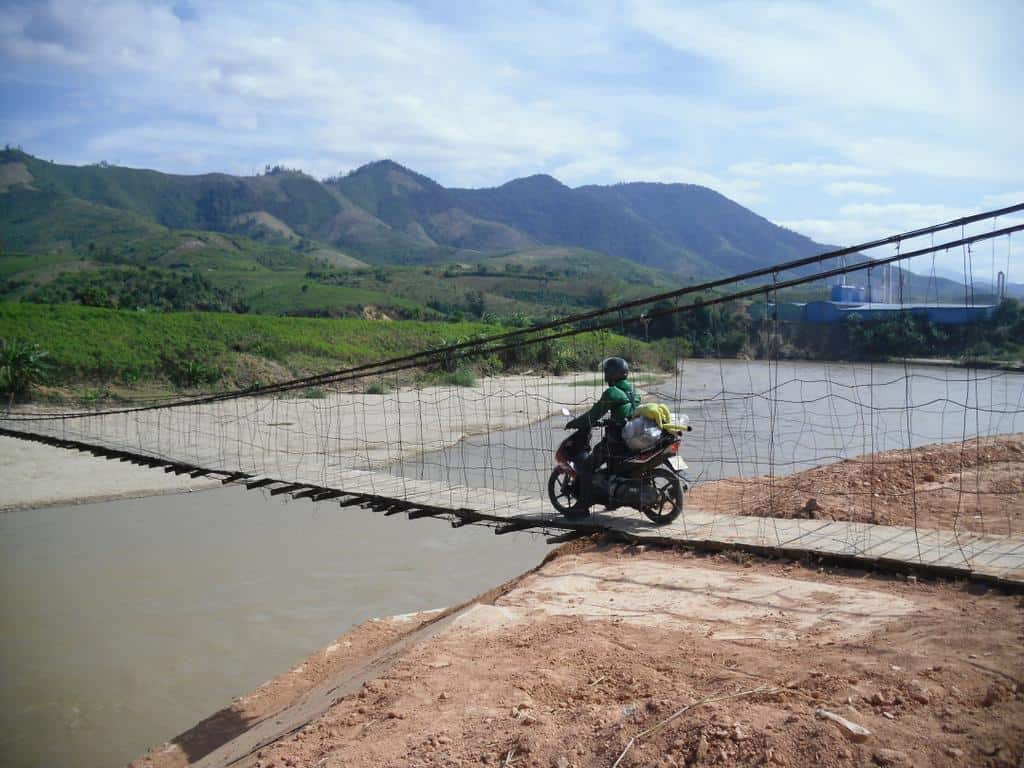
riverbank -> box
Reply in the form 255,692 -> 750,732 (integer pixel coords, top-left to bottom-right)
0,435 -> 220,511
687,433 -> 1024,534
131,538 -> 1024,768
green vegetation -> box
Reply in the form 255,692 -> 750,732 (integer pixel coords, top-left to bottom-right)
23,266 -> 246,312
0,338 -> 51,399
1,147 -> 842,283
436,367 -> 477,388
0,303 -> 665,398
5,148 -> 1012,398
0,240 -> 680,325
0,302 -> 496,389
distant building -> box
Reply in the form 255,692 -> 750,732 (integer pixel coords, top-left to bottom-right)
749,301 -> 806,323
804,301 -> 995,325
750,283 -> 997,326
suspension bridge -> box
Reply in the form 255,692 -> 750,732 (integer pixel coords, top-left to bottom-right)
4,204 -> 1024,585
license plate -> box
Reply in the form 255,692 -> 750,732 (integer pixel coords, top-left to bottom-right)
668,456 -> 688,471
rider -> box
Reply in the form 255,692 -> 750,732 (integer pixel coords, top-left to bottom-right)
565,357 -> 640,514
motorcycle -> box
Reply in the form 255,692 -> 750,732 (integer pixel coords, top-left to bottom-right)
547,408 -> 692,525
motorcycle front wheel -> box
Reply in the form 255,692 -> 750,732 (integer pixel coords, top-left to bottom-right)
547,468 -> 583,517
642,467 -> 683,525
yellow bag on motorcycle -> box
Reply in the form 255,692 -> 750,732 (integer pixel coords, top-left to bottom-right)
634,403 -> 689,434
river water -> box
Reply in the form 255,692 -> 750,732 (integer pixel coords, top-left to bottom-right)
0,488 -> 552,768
2,360 -> 1023,768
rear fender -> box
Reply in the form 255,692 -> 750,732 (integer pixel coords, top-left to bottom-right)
667,456 -> 689,471
666,456 -> 691,491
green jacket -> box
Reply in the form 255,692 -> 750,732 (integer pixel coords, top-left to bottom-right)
566,379 -> 640,430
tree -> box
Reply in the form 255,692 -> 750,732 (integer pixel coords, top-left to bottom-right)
0,339 -> 51,400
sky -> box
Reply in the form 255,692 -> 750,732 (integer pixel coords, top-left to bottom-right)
1,0 -> 1022,277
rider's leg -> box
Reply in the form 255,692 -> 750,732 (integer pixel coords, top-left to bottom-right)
575,439 -> 608,513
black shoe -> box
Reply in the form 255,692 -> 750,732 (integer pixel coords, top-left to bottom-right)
568,496 -> 591,518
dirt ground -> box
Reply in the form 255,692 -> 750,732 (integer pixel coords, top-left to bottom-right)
133,539 -> 1024,768
688,433 -> 1024,535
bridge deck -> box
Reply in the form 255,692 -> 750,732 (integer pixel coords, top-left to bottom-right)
3,426 -> 1023,586
475,495 -> 1024,586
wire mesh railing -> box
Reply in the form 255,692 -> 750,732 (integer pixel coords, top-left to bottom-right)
2,205 -> 1023,574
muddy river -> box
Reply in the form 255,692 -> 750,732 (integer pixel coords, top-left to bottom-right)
2,360 -> 1022,768
0,489 -> 552,768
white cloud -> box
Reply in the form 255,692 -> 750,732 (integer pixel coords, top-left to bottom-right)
552,155 -> 765,206
729,161 -> 875,178
627,0 -> 1019,122
839,137 -> 1015,181
780,203 -> 1024,276
627,0 -> 1022,182
825,181 -> 892,197
783,202 -> 973,245
0,0 -> 1019,258
837,202 -> 971,224
0,0 -> 627,183
982,192 -> 1024,209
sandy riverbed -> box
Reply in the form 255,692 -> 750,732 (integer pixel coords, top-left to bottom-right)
0,437 -> 220,511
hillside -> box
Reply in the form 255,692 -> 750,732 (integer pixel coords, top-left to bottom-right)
2,149 -> 838,277
0,149 -> 977,323
0,303 -> 667,399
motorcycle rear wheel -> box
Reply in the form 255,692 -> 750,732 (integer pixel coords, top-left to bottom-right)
548,468 -> 584,517
642,467 -> 683,525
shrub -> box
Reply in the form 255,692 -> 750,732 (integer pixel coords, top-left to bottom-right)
363,381 -> 390,395
438,367 -> 477,387
165,358 -> 222,389
0,339 -> 51,400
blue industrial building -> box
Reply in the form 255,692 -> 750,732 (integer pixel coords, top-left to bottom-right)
751,283 -> 998,326
803,301 -> 996,325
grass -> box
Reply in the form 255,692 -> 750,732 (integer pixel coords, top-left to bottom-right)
436,367 -> 477,387
243,280 -> 421,316
0,302 -> 501,389
0,252 -> 79,279
0,302 -> 670,397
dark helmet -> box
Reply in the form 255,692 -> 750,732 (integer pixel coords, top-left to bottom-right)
600,356 -> 629,384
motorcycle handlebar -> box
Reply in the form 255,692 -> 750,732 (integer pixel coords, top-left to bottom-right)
564,419 -> 608,430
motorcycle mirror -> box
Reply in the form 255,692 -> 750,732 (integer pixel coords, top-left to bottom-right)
560,407 -> 571,417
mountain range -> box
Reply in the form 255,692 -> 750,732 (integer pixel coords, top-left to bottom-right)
1,149 -> 831,279
2,149 -> 990,323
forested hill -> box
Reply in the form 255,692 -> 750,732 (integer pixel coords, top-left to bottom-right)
1,149 -> 828,278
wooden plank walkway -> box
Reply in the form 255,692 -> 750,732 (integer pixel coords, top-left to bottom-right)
474,495 -> 1024,586
3,425 -> 1022,587
299,465 -> 1024,586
